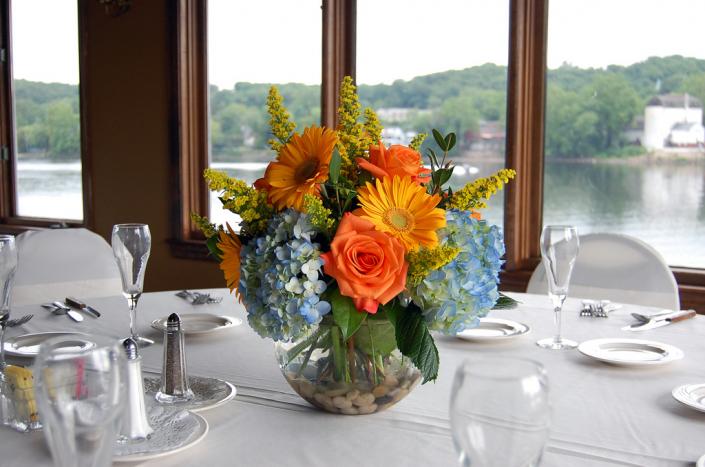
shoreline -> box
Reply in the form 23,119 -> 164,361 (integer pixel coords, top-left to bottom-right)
453,149 -> 705,166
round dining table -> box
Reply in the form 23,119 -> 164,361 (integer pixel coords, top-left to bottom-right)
0,290 -> 702,467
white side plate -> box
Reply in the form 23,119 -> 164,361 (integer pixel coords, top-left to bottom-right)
456,318 -> 530,342
578,338 -> 684,366
697,453 -> 705,467
151,314 -> 242,335
672,383 -> 705,413
3,332 -> 94,357
114,409 -> 208,462
143,375 -> 236,413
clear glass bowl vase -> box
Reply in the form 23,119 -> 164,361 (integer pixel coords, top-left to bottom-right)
274,319 -> 422,415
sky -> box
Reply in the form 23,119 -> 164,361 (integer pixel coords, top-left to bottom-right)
10,0 -> 705,88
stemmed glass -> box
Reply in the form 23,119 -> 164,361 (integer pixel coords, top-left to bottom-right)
34,335 -> 126,467
0,235 -> 18,426
450,356 -> 551,467
112,224 -> 154,346
536,225 -> 580,350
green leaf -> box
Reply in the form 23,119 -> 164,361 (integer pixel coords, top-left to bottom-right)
205,234 -> 223,261
354,320 -> 397,356
432,129 -> 447,151
329,148 -> 342,185
330,288 -> 366,341
444,132 -> 457,151
436,167 -> 455,187
386,301 -> 439,383
493,293 -> 520,310
426,148 -> 439,170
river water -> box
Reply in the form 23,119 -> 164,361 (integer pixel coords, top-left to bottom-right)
15,158 -> 705,268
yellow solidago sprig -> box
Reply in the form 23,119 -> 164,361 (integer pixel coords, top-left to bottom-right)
409,133 -> 427,151
448,168 -> 516,211
406,245 -> 461,288
204,168 -> 274,236
336,76 -> 381,183
266,86 -> 296,152
303,194 -> 336,236
363,107 -> 382,148
191,213 -> 218,238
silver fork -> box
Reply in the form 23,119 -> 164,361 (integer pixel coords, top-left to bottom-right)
5,314 -> 33,327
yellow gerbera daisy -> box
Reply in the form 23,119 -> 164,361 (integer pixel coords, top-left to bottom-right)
217,223 -> 242,300
261,126 -> 338,211
354,175 -> 446,251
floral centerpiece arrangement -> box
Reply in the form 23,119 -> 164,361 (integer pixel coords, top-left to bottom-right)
194,77 -> 516,414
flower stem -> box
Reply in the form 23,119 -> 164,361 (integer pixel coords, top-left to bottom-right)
347,337 -> 356,384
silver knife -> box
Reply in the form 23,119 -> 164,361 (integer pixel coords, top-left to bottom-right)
52,301 -> 84,322
65,297 -> 101,318
622,309 -> 696,331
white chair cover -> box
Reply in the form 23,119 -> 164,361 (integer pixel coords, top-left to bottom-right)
12,228 -> 121,306
526,232 -> 680,310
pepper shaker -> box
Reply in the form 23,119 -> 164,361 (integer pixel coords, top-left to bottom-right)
155,313 -> 193,403
117,338 -> 153,443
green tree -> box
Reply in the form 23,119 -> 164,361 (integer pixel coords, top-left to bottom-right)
582,74 -> 640,151
680,73 -> 705,124
46,99 -> 80,157
545,86 -> 600,157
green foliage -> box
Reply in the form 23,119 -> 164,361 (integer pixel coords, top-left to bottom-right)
354,319 -> 397,356
14,56 -> 705,162
386,301 -> 439,383
329,288 -> 366,341
14,81 -> 80,158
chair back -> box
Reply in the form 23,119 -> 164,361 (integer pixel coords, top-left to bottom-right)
12,228 -> 121,305
526,233 -> 679,310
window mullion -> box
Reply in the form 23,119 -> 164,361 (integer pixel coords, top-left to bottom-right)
321,0 -> 355,128
503,0 -> 548,278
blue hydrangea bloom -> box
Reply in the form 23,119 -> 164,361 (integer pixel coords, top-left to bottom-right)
410,209 -> 504,334
239,209 -> 330,341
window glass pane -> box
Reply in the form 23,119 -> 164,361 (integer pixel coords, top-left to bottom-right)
11,0 -> 82,220
544,0 -> 705,268
207,0 -> 322,226
356,0 -> 510,228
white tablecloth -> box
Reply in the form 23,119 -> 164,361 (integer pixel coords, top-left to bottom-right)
1,290 -> 703,466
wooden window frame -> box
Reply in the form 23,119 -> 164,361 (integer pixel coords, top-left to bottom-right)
171,0 -> 705,310
0,0 -> 92,234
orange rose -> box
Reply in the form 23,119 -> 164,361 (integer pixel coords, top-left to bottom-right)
321,213 -> 408,314
357,142 -> 431,184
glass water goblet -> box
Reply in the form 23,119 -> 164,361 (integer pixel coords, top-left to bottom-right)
450,357 -> 551,467
0,235 -> 18,426
112,224 -> 154,346
34,335 -> 126,467
536,225 -> 580,350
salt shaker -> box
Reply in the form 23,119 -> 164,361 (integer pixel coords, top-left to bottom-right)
117,338 -> 153,442
155,313 -> 193,403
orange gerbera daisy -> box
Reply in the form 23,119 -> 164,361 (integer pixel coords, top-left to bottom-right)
258,126 -> 338,210
217,223 -> 242,300
354,176 -> 446,251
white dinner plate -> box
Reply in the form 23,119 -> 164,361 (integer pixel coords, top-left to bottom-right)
455,318 -> 530,342
672,383 -> 705,413
113,409 -> 208,462
697,453 -> 705,467
578,338 -> 684,366
151,313 -> 242,335
3,332 -> 94,357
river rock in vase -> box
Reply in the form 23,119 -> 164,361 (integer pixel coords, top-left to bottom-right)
274,319 -> 422,415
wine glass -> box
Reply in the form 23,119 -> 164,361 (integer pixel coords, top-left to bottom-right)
112,224 -> 154,346
0,235 -> 18,426
34,335 -> 126,467
450,356 -> 551,467
536,225 -> 580,350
